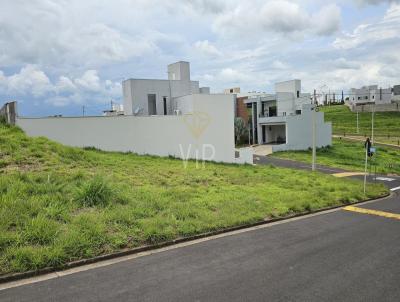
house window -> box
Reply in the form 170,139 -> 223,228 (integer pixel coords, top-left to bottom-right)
365,96 -> 368,100
230,89 -> 233,93
282,112 -> 286,116
163,97 -> 167,115
295,110 -> 301,115
297,91 -> 300,98
372,95 -> 375,99
148,94 -> 157,115
358,96 -> 361,100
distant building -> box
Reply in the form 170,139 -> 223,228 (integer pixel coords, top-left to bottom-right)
244,80 -> 332,151
393,85 -> 400,96
224,87 -> 240,94
348,85 -> 392,105
103,103 -> 124,116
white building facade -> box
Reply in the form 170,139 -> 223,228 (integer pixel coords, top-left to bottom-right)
244,80 -> 332,152
349,85 -> 392,105
122,61 -> 210,116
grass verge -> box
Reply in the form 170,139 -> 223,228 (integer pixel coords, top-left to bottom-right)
0,123 -> 388,275
272,138 -> 400,175
321,105 -> 400,145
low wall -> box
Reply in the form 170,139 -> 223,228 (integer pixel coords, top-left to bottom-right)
0,102 -> 17,125
349,103 -> 400,112
16,95 -> 246,164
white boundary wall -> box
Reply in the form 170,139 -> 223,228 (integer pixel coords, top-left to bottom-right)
16,94 -> 252,164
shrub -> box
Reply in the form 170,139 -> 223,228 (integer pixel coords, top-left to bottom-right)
22,215 -> 60,245
75,176 -> 114,207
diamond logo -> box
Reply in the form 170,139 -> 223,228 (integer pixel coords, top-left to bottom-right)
183,111 -> 212,139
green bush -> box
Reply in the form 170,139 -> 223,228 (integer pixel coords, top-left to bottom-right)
21,215 -> 60,245
75,176 -> 114,207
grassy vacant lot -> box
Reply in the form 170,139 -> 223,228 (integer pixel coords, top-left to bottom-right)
321,105 -> 400,145
0,123 -> 387,275
272,138 -> 400,175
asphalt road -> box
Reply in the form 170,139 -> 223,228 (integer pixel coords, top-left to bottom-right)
1,160 -> 400,301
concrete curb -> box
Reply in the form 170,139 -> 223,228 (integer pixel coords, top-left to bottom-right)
0,192 -> 391,285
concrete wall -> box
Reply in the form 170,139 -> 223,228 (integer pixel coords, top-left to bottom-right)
275,80 -> 301,96
272,104 -> 332,152
349,102 -> 400,112
393,85 -> 400,96
199,87 -> 210,94
0,102 -> 17,125
168,61 -> 190,81
16,94 -> 246,164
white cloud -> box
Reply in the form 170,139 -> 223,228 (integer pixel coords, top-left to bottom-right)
74,70 -> 101,92
212,1 -> 341,37
6,65 -> 52,97
334,4 -> 400,49
271,60 -> 290,70
313,4 -> 341,36
0,1 -> 156,69
194,40 -> 222,56
332,58 -> 361,69
56,76 -> 76,94
0,65 -> 121,107
260,1 -> 309,33
355,0 -> 400,6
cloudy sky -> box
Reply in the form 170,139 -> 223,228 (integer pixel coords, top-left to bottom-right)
1,0 -> 399,116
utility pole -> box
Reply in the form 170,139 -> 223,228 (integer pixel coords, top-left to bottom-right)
364,145 -> 368,195
371,107 -> 375,144
248,124 -> 251,146
312,89 -> 317,171
356,111 -> 359,134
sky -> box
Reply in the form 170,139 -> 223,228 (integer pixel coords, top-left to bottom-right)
0,0 -> 399,116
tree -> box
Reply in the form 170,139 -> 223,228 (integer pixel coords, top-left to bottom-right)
234,117 -> 248,145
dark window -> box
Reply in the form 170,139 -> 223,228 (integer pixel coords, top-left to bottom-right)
147,94 -> 157,115
295,110 -> 301,115
230,89 -> 233,93
163,97 -> 167,115
297,91 -> 300,98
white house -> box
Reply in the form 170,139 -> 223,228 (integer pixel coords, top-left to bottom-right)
12,62 -> 253,164
348,85 -> 392,105
244,80 -> 332,152
122,61 -> 210,116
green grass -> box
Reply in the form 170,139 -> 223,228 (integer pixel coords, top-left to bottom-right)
0,123 -> 388,274
321,105 -> 400,145
272,138 -> 400,175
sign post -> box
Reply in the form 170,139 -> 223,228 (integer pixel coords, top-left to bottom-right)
312,90 -> 317,171
364,146 -> 368,195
